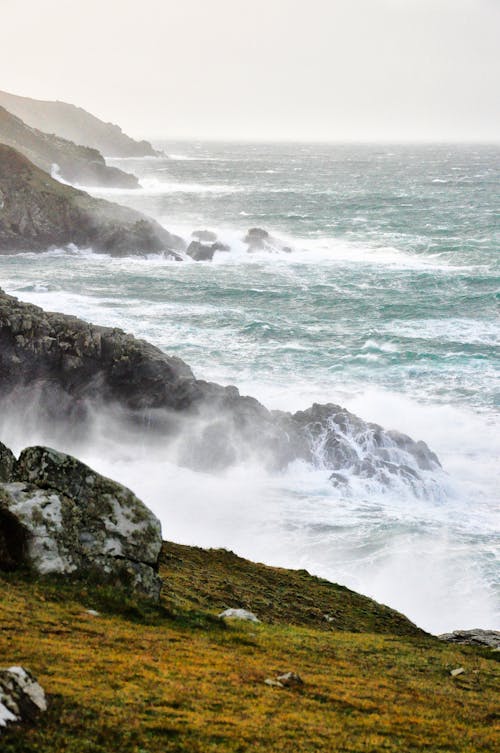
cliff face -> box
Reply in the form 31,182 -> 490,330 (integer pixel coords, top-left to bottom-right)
0,146 -> 183,256
0,106 -> 139,189
0,89 -> 160,158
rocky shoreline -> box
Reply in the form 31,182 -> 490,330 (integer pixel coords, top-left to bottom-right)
0,146 -> 184,257
0,286 -> 441,489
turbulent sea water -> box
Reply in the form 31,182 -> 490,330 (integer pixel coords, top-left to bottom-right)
1,142 -> 498,633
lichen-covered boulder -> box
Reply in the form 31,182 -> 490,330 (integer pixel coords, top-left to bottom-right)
0,666 -> 46,729
0,445 -> 163,600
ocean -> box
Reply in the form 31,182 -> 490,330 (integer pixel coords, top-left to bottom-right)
0,142 -> 498,633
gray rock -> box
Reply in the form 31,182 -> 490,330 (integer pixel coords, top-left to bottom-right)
439,630 -> 500,650
276,672 -> 304,687
0,445 -> 163,600
450,667 -> 465,677
218,608 -> 260,623
0,146 -> 184,257
0,666 -> 46,729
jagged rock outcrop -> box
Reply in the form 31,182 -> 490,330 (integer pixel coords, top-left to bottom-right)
0,443 -> 162,599
0,288 -> 442,492
0,89 -> 160,158
0,145 -> 184,256
438,630 -> 500,650
0,106 -> 139,188
0,667 -> 46,729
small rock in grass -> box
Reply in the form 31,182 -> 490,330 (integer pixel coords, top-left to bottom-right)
85,609 -> 100,617
218,608 -> 260,623
450,667 -> 465,677
0,666 -> 46,728
264,678 -> 284,688
276,672 -> 304,687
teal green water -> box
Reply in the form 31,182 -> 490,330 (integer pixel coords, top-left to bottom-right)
0,142 -> 498,632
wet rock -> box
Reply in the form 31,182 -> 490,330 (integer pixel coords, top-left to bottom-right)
218,608 -> 260,623
0,666 -> 46,728
0,289 -> 444,489
439,630 -> 500,650
0,444 -> 163,600
186,241 -> 216,262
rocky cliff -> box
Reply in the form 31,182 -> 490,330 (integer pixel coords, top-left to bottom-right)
0,106 -> 139,188
0,89 -> 160,158
0,288 -> 442,490
0,146 -> 184,256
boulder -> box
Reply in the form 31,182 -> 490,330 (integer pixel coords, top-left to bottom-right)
186,241 -> 216,262
218,608 -> 260,623
439,630 -> 500,650
0,666 -> 46,729
0,444 -> 163,600
0,146 -> 184,257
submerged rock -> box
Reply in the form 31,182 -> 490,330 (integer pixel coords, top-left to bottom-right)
439,630 -> 500,650
0,444 -> 163,600
0,667 -> 46,729
0,145 -> 184,257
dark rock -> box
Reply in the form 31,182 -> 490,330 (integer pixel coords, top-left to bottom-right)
0,442 -> 15,482
0,444 -> 163,599
0,667 -> 46,728
0,288 -> 443,490
0,89 -> 161,158
438,630 -> 500,650
192,229 -> 217,242
0,146 -> 184,257
0,106 -> 139,189
186,241 -> 216,262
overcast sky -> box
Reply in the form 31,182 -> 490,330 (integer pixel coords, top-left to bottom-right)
1,0 -> 499,141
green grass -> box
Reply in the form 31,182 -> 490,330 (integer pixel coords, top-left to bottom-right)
0,541 -> 498,752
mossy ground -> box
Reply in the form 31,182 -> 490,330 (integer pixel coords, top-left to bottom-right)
0,542 -> 498,752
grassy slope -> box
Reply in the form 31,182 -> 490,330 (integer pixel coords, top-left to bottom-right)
0,542 -> 498,753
